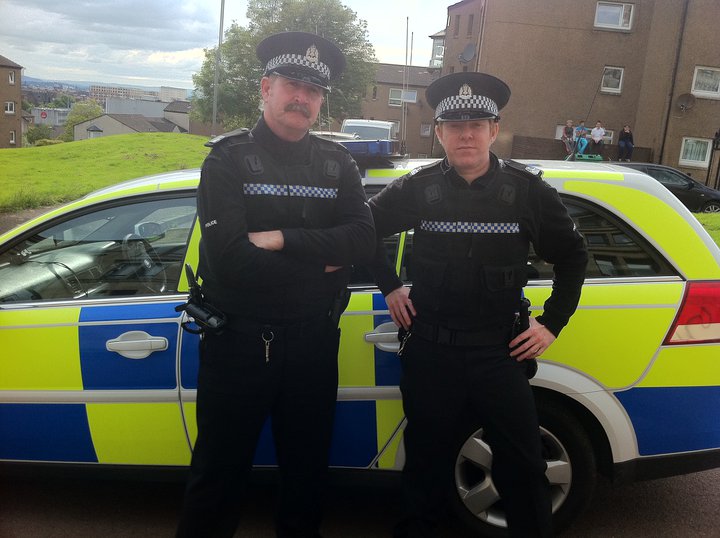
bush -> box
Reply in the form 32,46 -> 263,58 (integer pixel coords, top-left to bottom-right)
35,139 -> 65,146
27,124 -> 55,144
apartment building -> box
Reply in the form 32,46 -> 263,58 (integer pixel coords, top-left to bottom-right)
441,0 -> 720,185
359,63 -> 441,157
0,55 -> 23,149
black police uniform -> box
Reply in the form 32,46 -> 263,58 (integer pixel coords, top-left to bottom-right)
177,117 -> 375,538
177,32 -> 374,538
368,153 -> 587,537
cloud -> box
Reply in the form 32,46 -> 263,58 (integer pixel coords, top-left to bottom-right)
0,0 -> 447,88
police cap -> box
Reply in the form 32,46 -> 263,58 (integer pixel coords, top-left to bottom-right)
256,31 -> 346,92
425,72 -> 510,122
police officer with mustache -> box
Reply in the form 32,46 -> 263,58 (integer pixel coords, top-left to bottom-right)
177,32 -> 375,538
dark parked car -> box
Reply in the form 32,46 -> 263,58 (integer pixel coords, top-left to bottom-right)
614,162 -> 720,213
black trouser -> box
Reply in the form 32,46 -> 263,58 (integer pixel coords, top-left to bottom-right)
394,335 -> 553,538
177,315 -> 340,538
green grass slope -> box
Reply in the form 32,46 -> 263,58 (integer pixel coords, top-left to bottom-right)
696,213 -> 720,246
0,132 -> 211,211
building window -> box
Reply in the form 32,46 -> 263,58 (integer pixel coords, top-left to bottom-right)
594,2 -> 634,30
601,66 -> 624,93
389,89 -> 417,107
9,71 -> 15,85
691,66 -> 720,99
467,14 -> 474,36
420,123 -> 432,138
10,130 -> 16,145
372,86 -> 378,100
679,138 -> 712,168
4,101 -> 15,114
389,88 -> 403,107
454,14 -> 460,37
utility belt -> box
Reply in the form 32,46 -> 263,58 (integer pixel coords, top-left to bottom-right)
222,287 -> 351,333
408,318 -> 511,347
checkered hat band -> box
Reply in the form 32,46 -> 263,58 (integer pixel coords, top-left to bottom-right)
420,220 -> 520,234
435,94 -> 498,119
266,53 -> 331,80
243,183 -> 338,199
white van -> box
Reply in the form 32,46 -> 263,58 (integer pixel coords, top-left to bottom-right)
340,119 -> 397,140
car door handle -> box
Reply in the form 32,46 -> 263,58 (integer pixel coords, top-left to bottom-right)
364,321 -> 400,353
106,330 -> 169,359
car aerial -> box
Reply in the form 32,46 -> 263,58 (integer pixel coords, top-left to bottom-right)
612,161 -> 720,213
1,153 -> 720,536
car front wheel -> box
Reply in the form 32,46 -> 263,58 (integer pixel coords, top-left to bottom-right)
450,400 -> 597,536
701,200 -> 720,213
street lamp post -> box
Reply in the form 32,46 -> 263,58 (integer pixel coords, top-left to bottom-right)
211,0 -> 226,137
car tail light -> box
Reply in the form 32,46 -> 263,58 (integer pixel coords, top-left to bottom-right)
664,281 -> 720,345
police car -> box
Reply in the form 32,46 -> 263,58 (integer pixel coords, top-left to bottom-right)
1,152 -> 719,535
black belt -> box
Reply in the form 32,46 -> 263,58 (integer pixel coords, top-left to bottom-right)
410,319 -> 510,346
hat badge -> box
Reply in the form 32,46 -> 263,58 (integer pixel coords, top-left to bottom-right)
305,44 -> 319,64
458,84 -> 473,99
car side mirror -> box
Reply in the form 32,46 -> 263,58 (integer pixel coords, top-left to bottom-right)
135,222 -> 165,240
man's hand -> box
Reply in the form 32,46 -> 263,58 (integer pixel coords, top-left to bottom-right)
385,286 -> 415,330
509,317 -> 556,361
248,230 -> 284,251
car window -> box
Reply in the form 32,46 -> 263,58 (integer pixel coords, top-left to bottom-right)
389,197 -> 676,285
546,198 -> 675,278
646,168 -> 691,188
0,195 -> 196,303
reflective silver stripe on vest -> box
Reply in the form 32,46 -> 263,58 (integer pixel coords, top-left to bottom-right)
243,183 -> 338,199
420,220 -> 520,233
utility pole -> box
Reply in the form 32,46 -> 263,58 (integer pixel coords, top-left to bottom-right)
211,0 -> 225,137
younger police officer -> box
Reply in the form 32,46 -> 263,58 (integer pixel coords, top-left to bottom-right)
368,72 -> 588,537
177,32 -> 375,538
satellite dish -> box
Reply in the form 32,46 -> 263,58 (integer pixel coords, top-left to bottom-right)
458,44 -> 476,64
676,93 -> 696,111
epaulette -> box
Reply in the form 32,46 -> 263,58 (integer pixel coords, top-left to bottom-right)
502,159 -> 543,180
309,133 -> 352,155
205,128 -> 251,148
407,159 -> 442,178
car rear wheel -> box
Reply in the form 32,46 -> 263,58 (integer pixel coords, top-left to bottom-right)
450,400 -> 597,536
701,201 -> 720,213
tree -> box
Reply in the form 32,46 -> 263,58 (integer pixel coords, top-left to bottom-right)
61,100 -> 103,142
192,0 -> 377,130
50,94 -> 76,109
27,124 -> 55,145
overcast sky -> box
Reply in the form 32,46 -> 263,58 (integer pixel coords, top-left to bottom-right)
0,0 -> 447,89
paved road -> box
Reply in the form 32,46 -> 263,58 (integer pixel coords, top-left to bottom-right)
0,206 -> 62,234
1,468 -> 718,537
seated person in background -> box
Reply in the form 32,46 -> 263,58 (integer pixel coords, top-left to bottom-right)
618,125 -> 634,161
561,120 -> 574,154
574,121 -> 588,155
590,121 -> 606,157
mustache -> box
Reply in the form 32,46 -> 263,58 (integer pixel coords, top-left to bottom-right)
284,103 -> 311,118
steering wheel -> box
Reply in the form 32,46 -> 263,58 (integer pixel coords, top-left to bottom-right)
121,233 -> 167,293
